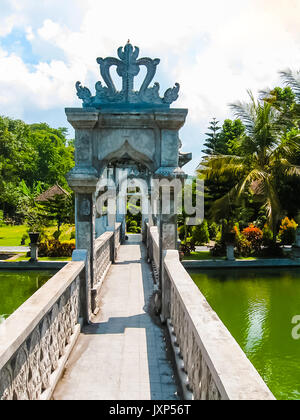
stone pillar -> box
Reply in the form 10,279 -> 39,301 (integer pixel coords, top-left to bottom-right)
29,243 -> 38,263
226,244 -> 235,261
159,185 -> 178,322
65,109 -> 99,320
75,192 -> 96,268
107,167 -> 117,230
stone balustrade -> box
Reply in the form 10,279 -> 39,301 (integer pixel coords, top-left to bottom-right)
0,258 -> 86,400
145,223 -> 160,283
162,250 -> 275,400
92,224 -> 121,313
94,231 -> 113,287
114,222 -> 121,253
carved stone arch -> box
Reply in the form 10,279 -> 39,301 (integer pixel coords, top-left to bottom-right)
101,140 -> 154,172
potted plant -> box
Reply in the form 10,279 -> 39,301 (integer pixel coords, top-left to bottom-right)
26,207 -> 43,244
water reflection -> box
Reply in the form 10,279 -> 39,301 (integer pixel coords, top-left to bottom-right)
189,267 -> 300,400
0,270 -> 56,322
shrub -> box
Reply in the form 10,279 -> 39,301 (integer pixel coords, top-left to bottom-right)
241,224 -> 263,254
278,217 -> 298,245
210,242 -> 226,257
20,233 -> 29,246
208,222 -> 220,240
53,230 -> 61,240
179,238 -> 195,256
262,224 -> 273,247
178,225 -> 186,241
191,220 -> 210,245
259,243 -> 283,258
39,239 -> 75,257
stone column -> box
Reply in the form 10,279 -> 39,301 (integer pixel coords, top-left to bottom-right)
159,185 -> 178,322
65,108 -> 99,321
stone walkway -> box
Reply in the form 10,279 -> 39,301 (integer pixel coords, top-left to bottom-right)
0,246 -> 29,253
53,236 -> 179,400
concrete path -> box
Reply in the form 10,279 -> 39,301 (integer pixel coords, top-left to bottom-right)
0,246 -> 29,253
53,237 -> 179,400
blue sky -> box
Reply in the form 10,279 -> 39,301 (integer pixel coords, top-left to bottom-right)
1,0 -> 300,174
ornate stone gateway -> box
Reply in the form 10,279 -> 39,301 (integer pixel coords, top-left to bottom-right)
66,42 -> 191,309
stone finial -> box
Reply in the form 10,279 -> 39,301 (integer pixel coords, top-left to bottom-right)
76,42 -> 180,109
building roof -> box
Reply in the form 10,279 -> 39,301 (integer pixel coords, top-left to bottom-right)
35,184 -> 69,202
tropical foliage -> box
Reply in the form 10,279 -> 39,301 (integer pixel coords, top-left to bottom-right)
0,116 -> 74,221
199,86 -> 300,241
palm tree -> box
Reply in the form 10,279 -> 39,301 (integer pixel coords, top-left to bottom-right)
198,90 -> 300,239
280,69 -> 300,102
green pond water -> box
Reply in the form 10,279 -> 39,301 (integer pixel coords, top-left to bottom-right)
189,267 -> 300,400
0,270 -> 56,324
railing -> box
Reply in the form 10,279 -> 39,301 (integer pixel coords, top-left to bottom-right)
0,258 -> 86,400
163,250 -> 275,400
145,223 -> 160,283
92,223 -> 122,313
94,232 -> 113,286
114,222 -> 121,252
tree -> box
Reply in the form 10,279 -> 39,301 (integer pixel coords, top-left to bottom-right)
198,90 -> 300,239
202,118 -> 221,155
37,194 -> 74,234
0,116 -> 74,220
191,219 -> 210,245
218,119 -> 245,155
200,118 -> 246,218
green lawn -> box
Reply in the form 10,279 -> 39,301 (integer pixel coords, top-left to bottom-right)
182,251 -> 256,261
0,224 -> 75,247
11,253 -> 71,262
183,251 -> 213,260
0,225 -> 29,246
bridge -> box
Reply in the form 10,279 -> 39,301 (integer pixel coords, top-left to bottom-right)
0,43 -> 275,400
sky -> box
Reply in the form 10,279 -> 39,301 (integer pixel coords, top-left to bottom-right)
1,0 -> 300,174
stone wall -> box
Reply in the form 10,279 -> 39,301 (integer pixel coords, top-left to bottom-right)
0,260 -> 85,400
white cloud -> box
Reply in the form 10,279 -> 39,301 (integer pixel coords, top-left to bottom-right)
0,14 -> 19,37
1,0 -> 300,172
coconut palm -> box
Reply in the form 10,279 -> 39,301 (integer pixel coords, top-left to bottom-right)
198,90 -> 300,239
279,69 -> 300,125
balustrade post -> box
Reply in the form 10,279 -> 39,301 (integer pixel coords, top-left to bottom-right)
161,250 -> 175,322
107,226 -> 116,263
158,187 -> 177,309
72,249 -> 90,323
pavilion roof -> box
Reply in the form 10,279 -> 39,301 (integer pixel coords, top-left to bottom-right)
35,184 -> 69,202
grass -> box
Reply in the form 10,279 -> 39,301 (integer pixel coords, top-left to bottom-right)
183,251 -> 213,260
11,253 -> 71,262
182,251 -> 257,261
0,224 -> 75,247
0,225 -> 29,246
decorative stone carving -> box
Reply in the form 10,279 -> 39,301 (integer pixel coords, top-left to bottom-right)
76,133 -> 91,163
80,198 -> 91,216
0,273 -> 81,400
0,365 -> 13,400
40,317 -> 52,391
13,344 -> 30,400
76,42 -> 180,109
50,304 -> 60,372
28,327 -> 42,400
